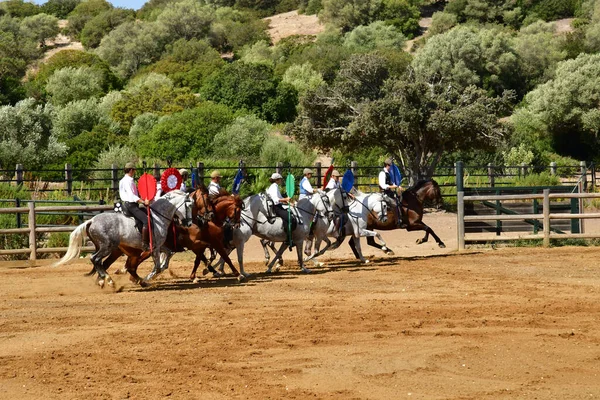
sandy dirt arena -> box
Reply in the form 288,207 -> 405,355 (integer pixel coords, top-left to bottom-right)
1,212 -> 600,399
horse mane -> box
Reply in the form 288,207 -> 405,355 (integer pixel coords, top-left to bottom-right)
406,179 -> 437,192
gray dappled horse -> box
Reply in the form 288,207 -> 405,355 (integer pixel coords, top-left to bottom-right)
212,189 -> 338,277
53,190 -> 193,288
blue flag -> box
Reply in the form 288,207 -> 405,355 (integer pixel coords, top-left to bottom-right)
231,168 -> 244,194
390,162 -> 402,186
191,170 -> 197,189
341,169 -> 355,192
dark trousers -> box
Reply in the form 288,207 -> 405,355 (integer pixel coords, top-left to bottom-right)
273,204 -> 296,233
124,202 -> 148,228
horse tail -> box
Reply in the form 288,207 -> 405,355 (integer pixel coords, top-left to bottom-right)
52,220 -> 92,267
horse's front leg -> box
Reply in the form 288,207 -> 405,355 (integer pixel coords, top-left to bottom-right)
350,236 -> 369,264
366,234 -> 394,255
410,223 -> 445,248
265,242 -> 287,274
295,240 -> 311,273
190,250 -> 208,281
143,248 -> 163,282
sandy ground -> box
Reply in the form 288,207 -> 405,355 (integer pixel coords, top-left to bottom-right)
1,210 -> 600,399
264,10 -> 325,44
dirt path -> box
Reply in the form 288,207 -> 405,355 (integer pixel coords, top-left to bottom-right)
264,10 -> 325,44
1,240 -> 599,399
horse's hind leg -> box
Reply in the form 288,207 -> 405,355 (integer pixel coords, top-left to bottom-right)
410,224 -> 445,248
90,246 -> 116,289
366,235 -> 394,255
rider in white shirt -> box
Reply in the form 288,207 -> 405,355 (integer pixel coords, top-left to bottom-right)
266,173 -> 294,238
299,168 -> 316,200
119,162 -> 150,250
208,170 -> 222,196
325,170 -> 341,191
179,169 -> 189,192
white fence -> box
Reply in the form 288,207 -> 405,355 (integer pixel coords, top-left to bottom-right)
457,189 -> 600,250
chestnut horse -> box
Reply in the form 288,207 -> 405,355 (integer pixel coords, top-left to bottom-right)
365,179 -> 445,252
125,189 -> 244,283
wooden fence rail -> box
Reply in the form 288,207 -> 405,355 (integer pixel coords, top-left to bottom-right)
457,189 -> 600,250
0,204 -> 113,260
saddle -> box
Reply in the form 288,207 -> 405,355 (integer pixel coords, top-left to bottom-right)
114,201 -> 145,233
262,194 -> 301,231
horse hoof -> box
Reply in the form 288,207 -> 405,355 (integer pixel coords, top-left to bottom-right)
193,277 -> 200,284
386,250 -> 395,255
97,279 -> 105,289
202,268 -> 209,276
362,259 -> 370,265
416,239 -> 423,244
302,268 -> 311,274
439,243 -> 446,249
139,280 -> 149,288
237,275 -> 246,283
107,278 -> 115,288
273,264 -> 281,273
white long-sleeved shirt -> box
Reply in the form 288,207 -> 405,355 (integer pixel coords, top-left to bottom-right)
154,182 -> 162,200
326,178 -> 340,190
267,182 -> 283,205
299,176 -> 314,200
208,181 -> 220,196
119,174 -> 140,203
378,169 -> 392,190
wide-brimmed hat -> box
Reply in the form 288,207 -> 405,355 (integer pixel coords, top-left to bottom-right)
303,168 -> 313,175
332,170 -> 341,177
210,170 -> 222,178
384,158 -> 393,166
179,168 -> 189,177
124,162 -> 136,170
271,173 -> 283,180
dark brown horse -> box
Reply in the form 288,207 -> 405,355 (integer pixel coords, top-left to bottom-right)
366,179 -> 445,250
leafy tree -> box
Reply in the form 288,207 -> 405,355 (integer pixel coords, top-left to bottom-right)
63,124 -> 126,178
0,0 -> 39,18
514,21 -> 567,91
259,134 -> 316,168
137,0 -> 184,21
19,13 -> 59,48
511,53 -> 600,161
129,112 -> 160,142
380,0 -> 421,38
209,7 -> 270,52
52,98 -> 101,140
429,11 -> 458,36
201,61 -> 298,123
411,25 -> 523,98
28,49 -> 121,100
42,0 -> 81,19
288,60 -> 513,180
92,144 -> 137,181
95,20 -> 169,79
66,0 -> 112,39
343,21 -> 406,52
320,0 -> 384,32
282,62 -> 325,96
212,114 -> 271,160
46,66 -> 106,106
155,0 -> 215,41
0,98 -> 66,169
80,8 -> 135,49
136,103 -> 234,161
111,74 -> 198,131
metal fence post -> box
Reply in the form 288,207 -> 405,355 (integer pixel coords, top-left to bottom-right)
351,161 -> 358,189
111,164 -> 118,200
455,161 -> 464,192
550,162 -> 557,176
197,162 -> 204,185
457,191 -> 465,251
28,201 -> 37,261
521,163 -> 527,177
276,162 -> 283,175
153,163 -> 161,180
16,163 -> 23,186
487,163 -> 494,187
543,189 -> 550,247
315,162 -> 321,188
65,163 -> 72,195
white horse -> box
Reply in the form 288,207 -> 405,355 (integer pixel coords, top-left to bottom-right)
212,189 -> 338,277
53,190 -> 193,288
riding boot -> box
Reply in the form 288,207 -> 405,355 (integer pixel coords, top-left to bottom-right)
142,226 -> 150,251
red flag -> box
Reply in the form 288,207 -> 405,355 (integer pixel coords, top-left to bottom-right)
138,173 -> 157,201
322,164 -> 334,189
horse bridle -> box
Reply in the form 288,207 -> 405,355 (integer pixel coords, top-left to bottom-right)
193,190 -> 215,225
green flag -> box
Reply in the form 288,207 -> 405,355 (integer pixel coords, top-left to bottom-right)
286,173 -> 295,198
285,173 -> 295,249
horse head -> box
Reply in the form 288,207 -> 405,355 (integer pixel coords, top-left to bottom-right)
314,190 -> 334,221
213,194 -> 244,228
164,190 -> 194,227
192,188 -> 215,225
413,179 -> 443,209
